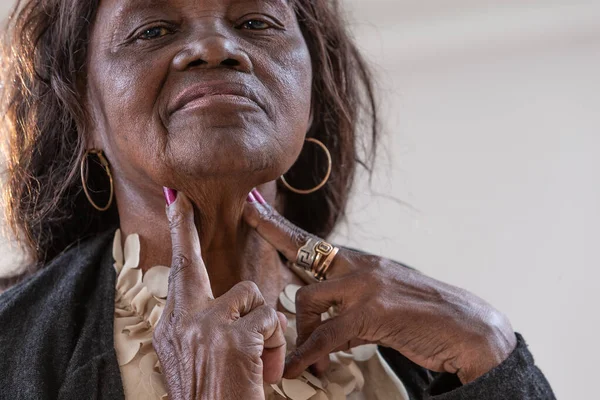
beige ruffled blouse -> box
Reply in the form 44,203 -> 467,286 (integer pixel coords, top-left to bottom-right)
112,230 -> 409,400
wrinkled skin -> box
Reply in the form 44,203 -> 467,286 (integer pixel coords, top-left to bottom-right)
155,192 -> 287,399
85,0 -> 517,397
85,0 -> 312,292
87,0 -> 310,188
243,195 -> 517,385
86,0 -> 311,398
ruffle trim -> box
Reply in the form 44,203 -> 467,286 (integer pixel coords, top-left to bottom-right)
113,229 -> 169,400
265,284 -> 379,399
112,229 -> 407,400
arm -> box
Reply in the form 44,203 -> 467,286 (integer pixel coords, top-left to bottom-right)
380,333 -> 556,399
243,192 -> 556,399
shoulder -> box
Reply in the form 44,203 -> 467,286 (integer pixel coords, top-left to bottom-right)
0,229 -> 117,397
0,229 -> 115,311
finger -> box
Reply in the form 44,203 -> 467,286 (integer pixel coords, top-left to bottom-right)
217,281 -> 265,319
262,310 -> 287,384
164,189 -> 214,304
291,281 -> 344,376
243,188 -> 314,262
238,305 -> 287,384
332,338 -> 370,353
310,338 -> 371,377
244,189 -> 353,279
294,281 -> 345,347
277,311 -> 289,332
284,314 -> 358,379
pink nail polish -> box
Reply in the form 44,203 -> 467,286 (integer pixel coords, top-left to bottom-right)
163,187 -> 178,206
252,189 -> 267,205
246,192 -> 257,203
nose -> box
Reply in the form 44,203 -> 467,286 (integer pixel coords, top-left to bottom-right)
172,34 -> 252,73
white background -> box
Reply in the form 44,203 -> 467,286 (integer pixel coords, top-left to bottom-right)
2,1 -> 599,398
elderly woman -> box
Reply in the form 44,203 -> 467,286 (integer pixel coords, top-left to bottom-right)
0,0 -> 554,399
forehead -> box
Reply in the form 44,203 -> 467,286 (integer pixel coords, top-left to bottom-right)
101,0 -> 291,14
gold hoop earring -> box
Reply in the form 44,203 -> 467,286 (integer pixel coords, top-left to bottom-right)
280,138 -> 332,195
80,149 -> 114,212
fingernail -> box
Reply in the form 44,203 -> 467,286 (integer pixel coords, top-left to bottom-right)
252,188 -> 267,205
246,192 -> 257,203
163,187 -> 178,206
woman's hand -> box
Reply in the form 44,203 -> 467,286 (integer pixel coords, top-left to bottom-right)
243,192 -> 517,385
154,192 -> 287,400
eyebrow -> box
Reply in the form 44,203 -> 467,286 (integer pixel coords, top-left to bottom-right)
114,0 -> 290,16
111,0 -> 185,39
112,0 -> 169,22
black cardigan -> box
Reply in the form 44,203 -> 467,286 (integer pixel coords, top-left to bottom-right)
0,230 -> 556,399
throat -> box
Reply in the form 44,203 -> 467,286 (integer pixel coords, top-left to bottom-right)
202,239 -> 291,307
125,208 -> 292,308
115,180 -> 296,308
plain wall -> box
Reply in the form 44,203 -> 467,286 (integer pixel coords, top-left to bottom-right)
2,1 -> 599,398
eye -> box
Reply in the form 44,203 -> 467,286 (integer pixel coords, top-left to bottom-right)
239,19 -> 271,30
137,26 -> 172,40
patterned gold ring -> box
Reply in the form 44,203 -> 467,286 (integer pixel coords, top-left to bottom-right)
314,246 -> 339,281
296,238 -> 340,281
295,237 -> 320,271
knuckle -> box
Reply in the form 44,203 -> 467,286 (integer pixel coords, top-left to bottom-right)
167,208 -> 188,231
245,306 -> 278,336
240,280 -> 259,292
152,309 -> 186,350
369,292 -> 388,312
169,254 -> 192,282
168,309 -> 184,326
312,324 -> 337,348
362,254 -> 383,270
295,285 -> 313,306
251,305 -> 275,324
365,264 -> 387,286
289,228 -> 310,249
236,280 -> 262,300
164,307 -> 190,331
263,305 -> 279,324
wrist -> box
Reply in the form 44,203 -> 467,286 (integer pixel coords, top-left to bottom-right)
458,347 -> 507,384
457,315 -> 517,384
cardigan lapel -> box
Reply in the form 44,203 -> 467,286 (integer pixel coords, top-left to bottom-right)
57,231 -> 125,399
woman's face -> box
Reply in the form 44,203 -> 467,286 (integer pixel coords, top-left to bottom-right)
86,0 -> 312,194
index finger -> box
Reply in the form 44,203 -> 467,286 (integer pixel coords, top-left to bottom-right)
164,188 -> 214,302
243,189 -> 314,263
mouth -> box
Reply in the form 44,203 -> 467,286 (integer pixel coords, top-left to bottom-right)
169,81 -> 264,116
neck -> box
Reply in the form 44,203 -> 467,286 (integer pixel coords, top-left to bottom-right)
114,178 -> 289,305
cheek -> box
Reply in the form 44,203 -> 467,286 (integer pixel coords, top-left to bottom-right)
258,40 -> 313,167
106,57 -> 168,139
87,24 -> 313,187
275,42 -> 313,123
88,49 -> 171,176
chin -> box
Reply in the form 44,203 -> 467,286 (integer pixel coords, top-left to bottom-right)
160,131 -> 299,186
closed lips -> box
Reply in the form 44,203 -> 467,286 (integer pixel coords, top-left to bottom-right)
169,82 -> 263,115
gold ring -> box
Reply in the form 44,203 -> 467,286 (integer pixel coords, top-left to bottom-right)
295,238 -> 340,281
296,237 -> 320,271
311,241 -> 339,281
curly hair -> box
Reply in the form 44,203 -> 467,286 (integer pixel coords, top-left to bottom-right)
1,0 -> 378,280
